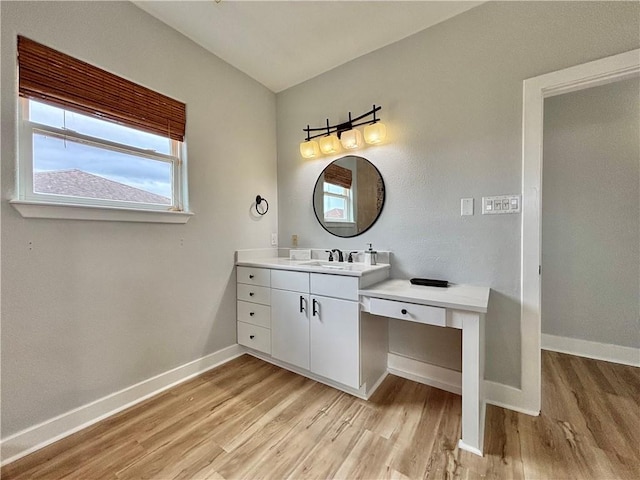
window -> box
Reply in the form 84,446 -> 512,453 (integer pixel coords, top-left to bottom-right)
14,36 -> 189,220
323,181 -> 353,222
322,162 -> 355,223
21,99 -> 181,209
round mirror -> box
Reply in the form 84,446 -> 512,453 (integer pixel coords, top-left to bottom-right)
313,156 -> 385,237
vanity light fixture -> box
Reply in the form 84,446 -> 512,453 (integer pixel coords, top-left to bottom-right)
300,130 -> 320,159
319,135 -> 341,154
364,122 -> 387,144
340,128 -> 363,150
363,105 -> 386,145
300,105 -> 386,158
318,119 -> 342,154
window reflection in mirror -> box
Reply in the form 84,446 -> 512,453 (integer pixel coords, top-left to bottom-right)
313,156 -> 385,238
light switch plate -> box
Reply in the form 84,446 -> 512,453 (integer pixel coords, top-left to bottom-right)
461,198 -> 474,216
482,195 -> 521,214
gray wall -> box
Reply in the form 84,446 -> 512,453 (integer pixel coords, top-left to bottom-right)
1,1 -> 277,437
275,1 -> 640,386
542,78 -> 640,348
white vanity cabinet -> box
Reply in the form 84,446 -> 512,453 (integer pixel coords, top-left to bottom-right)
236,261 -> 389,395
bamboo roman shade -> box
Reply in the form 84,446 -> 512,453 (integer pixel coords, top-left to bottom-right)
17,36 -> 186,142
324,163 -> 353,189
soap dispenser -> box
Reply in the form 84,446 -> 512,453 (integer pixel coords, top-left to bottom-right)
364,243 -> 377,266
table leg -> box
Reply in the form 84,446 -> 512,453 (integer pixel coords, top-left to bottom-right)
458,312 -> 486,456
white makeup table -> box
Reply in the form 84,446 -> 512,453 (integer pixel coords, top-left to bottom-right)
359,279 -> 490,456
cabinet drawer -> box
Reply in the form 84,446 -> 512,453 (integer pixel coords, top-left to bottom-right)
237,284 -> 270,306
237,266 -> 270,287
271,270 -> 309,293
237,301 -> 270,328
310,273 -> 359,301
369,298 -> 445,327
237,321 -> 271,354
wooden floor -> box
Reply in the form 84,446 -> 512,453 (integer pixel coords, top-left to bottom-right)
2,351 -> 639,479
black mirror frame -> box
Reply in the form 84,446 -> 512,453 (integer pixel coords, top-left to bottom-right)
312,156 -> 386,238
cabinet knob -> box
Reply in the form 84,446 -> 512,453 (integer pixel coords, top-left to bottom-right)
249,335 -> 255,339
249,274 -> 254,279
249,312 -> 255,316
401,309 -> 408,315
249,292 -> 254,296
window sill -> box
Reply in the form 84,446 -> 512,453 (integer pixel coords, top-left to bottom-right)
10,200 -> 193,224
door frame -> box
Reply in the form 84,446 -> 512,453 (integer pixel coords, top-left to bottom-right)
520,49 -> 640,414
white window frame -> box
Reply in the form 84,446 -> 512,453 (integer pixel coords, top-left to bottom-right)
323,181 -> 354,224
12,98 -> 192,223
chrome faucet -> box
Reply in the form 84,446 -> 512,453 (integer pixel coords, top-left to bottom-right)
331,249 -> 344,262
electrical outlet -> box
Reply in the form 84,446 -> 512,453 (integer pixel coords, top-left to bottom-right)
271,233 -> 278,246
291,234 -> 298,247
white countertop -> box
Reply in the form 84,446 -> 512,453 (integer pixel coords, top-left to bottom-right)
359,279 -> 490,313
236,257 -> 391,277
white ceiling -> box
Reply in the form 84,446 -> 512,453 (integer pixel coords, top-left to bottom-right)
133,1 -> 483,93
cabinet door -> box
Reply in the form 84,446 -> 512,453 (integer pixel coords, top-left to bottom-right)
271,289 -> 310,370
310,295 -> 360,388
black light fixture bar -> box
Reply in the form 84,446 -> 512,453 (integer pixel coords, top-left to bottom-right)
303,105 -> 382,141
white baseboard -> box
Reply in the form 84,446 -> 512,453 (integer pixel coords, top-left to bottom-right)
542,333 -> 640,367
387,354 -> 540,416
484,380 -> 540,416
387,353 -> 462,395
0,344 -> 245,466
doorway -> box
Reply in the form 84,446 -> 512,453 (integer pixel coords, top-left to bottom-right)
541,78 -> 639,361
520,49 -> 640,415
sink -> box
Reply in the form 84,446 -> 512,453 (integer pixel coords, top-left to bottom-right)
300,260 -> 347,270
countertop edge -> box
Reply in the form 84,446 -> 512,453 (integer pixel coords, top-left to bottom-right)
359,280 -> 490,313
236,259 -> 391,278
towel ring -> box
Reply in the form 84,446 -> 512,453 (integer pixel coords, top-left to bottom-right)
255,195 -> 269,216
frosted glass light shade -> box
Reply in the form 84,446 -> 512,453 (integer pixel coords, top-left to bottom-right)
319,135 -> 341,154
340,129 -> 363,150
364,122 -> 387,144
300,140 -> 320,158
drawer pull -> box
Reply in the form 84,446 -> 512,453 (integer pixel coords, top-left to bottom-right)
249,312 -> 255,316
249,274 -> 254,279
401,309 -> 408,315
249,292 -> 255,296
249,335 -> 255,339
